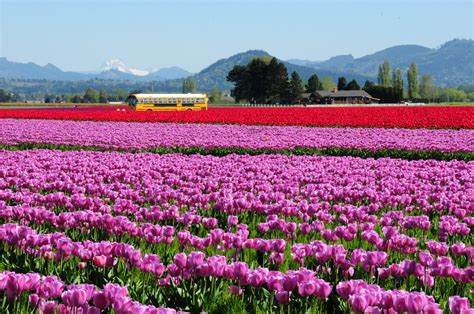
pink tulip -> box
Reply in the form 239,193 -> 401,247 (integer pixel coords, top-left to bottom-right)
93,255 -> 107,267
78,262 -> 87,269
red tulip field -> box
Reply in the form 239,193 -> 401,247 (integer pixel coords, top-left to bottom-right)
0,107 -> 472,313
0,106 -> 472,128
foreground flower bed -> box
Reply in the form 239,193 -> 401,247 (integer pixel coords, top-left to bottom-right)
0,106 -> 472,128
0,119 -> 472,160
0,149 -> 472,313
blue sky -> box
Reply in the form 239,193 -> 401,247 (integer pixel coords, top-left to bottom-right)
1,0 -> 472,72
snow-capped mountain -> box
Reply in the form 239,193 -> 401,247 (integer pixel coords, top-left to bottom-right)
99,59 -> 150,76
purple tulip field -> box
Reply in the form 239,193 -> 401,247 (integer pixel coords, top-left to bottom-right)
0,117 -> 472,313
0,119 -> 473,153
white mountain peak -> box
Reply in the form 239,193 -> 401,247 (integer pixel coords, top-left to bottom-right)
100,59 -> 150,76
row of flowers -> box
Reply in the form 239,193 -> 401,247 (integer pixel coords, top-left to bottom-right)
0,106 -> 472,128
1,202 -> 473,274
0,150 -> 470,220
0,119 -> 473,153
0,271 -> 179,314
0,222 -> 472,306
2,267 -> 473,313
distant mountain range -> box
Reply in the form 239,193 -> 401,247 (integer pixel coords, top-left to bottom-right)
287,39 -> 473,87
0,39 -> 472,91
191,50 -> 375,91
0,57 -> 193,81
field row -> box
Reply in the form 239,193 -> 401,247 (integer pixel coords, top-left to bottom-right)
0,120 -> 472,160
0,106 -> 472,128
0,149 -> 472,312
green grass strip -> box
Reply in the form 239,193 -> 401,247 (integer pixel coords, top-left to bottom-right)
0,142 -> 472,161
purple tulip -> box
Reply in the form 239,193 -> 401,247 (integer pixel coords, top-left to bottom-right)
188,251 -> 205,268
174,253 -> 187,269
232,262 -> 248,280
449,296 -> 471,314
28,293 -> 39,307
93,291 -> 110,309
282,274 -> 298,292
227,285 -> 243,296
298,281 -> 316,297
349,294 -> 369,313
227,215 -> 238,226
39,301 -> 58,314
70,289 -> 88,307
275,291 -> 290,304
406,292 -> 427,313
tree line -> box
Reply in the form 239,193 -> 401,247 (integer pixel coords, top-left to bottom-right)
227,57 -> 338,104
226,57 -> 473,104
43,88 -> 130,104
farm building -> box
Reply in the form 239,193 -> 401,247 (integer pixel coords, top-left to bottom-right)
300,90 -> 379,104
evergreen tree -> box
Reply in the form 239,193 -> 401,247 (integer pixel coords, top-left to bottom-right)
247,58 -> 270,103
345,79 -> 361,90
227,57 -> 289,104
363,85 -> 403,103
337,77 -> 347,90
306,74 -> 322,93
363,80 -> 375,91
288,71 -> 304,104
227,65 -> 248,102
407,62 -> 419,99
378,60 -> 391,87
266,58 -> 289,103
